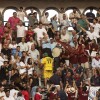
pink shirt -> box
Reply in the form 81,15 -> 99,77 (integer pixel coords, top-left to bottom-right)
0,25 -> 4,37
8,16 -> 20,30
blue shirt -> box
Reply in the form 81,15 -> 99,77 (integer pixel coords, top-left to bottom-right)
42,39 -> 51,49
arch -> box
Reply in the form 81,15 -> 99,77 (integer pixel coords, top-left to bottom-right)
42,7 -> 60,15
2,6 -> 18,15
83,6 -> 98,14
42,7 -> 59,21
65,7 -> 81,15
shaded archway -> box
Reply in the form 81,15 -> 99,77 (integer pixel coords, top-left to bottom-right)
42,7 -> 60,21
83,6 -> 98,17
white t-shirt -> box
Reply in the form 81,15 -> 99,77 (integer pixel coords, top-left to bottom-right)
17,25 -> 26,38
28,49 -> 39,61
17,11 -> 25,22
9,44 -> 18,49
41,16 -> 50,24
18,42 -> 28,51
27,64 -> 34,75
58,13 -> 68,23
92,58 -> 100,68
61,33 -> 70,42
10,89 -> 19,99
90,23 -> 100,35
4,96 -> 15,100
34,27 -> 47,41
86,31 -> 95,40
19,61 -> 26,74
27,41 -> 35,51
0,91 -> 5,98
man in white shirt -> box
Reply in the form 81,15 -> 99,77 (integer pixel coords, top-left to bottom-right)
92,53 -> 100,68
4,89 -> 15,100
61,27 -> 70,42
41,12 -> 50,25
17,20 -> 26,43
18,37 -> 28,52
86,18 -> 100,42
34,22 -> 47,46
58,7 -> 68,24
28,44 -> 40,61
79,25 -> 98,42
17,7 -> 25,22
69,8 -> 80,20
0,84 -> 5,100
27,36 -> 37,51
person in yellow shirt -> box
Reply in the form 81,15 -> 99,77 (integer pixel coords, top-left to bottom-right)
41,53 -> 53,87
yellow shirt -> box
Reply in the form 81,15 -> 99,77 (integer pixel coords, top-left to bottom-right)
41,57 -> 53,71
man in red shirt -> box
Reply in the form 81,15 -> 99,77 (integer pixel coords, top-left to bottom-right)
21,82 -> 30,100
78,82 -> 90,100
8,12 -> 20,30
34,86 -> 42,100
8,12 -> 20,39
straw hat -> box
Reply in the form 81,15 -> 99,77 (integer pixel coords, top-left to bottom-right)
52,47 -> 61,57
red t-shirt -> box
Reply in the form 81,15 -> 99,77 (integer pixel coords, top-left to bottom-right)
78,51 -> 88,63
8,16 -> 20,30
67,92 -> 76,100
69,54 -> 78,64
49,92 -> 57,100
21,90 -> 30,100
78,88 -> 89,100
34,93 -> 42,100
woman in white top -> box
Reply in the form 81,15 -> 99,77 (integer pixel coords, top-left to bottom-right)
26,58 -> 34,75
18,56 -> 27,75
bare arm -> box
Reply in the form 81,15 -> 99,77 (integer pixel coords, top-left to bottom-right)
77,24 -> 86,33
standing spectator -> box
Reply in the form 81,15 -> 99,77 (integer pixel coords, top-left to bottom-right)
17,20 -> 26,43
58,7 -> 68,24
8,12 -> 20,39
17,7 -> 25,22
41,53 -> 53,87
51,15 -> 58,31
21,83 -> 30,100
41,12 -> 50,25
0,20 -> 4,40
78,82 -> 90,100
77,14 -> 88,34
34,22 -> 47,46
49,68 -> 62,87
25,9 -> 38,28
69,8 -> 80,30
29,70 -> 39,99
47,23 -> 55,39
26,26 -> 34,42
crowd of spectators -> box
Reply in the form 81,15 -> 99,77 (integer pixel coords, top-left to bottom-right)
0,7 -> 100,100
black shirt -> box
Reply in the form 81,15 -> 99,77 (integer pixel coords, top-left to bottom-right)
49,74 -> 61,85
